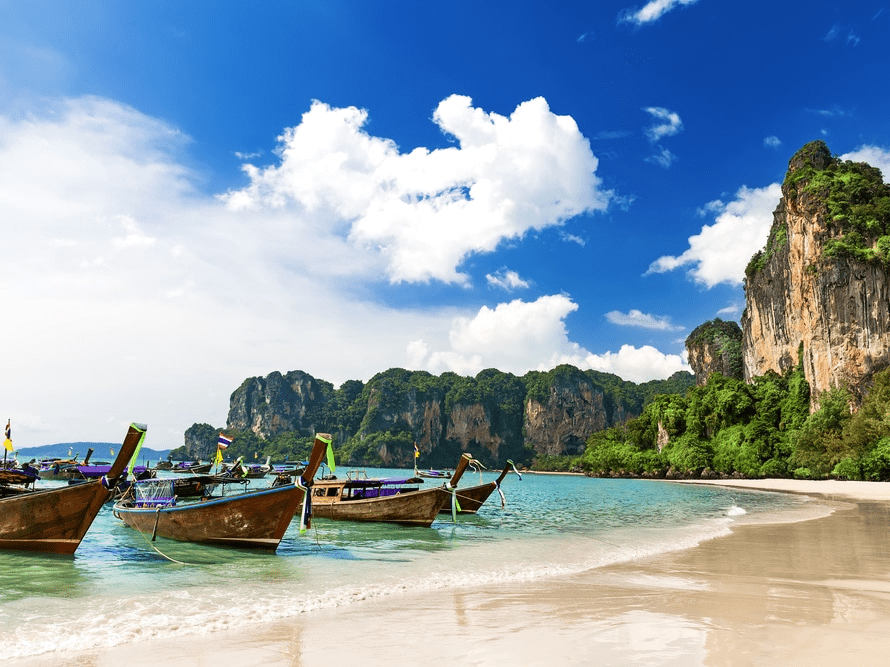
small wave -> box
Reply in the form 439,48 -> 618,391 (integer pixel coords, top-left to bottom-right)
726,505 -> 747,517
0,521 -> 737,659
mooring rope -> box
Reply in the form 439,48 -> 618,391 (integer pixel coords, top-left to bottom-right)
130,514 -> 194,565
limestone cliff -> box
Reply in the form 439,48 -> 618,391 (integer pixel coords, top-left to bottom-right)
227,370 -> 330,438
742,140 -> 890,406
214,366 -> 691,467
523,366 -> 608,456
686,319 -> 744,385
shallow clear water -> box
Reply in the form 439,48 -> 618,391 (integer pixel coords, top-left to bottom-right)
0,468 -> 819,659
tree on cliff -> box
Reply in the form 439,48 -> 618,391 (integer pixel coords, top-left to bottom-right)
685,318 -> 744,384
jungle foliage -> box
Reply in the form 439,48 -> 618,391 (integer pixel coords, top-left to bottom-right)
791,141 -> 890,264
576,365 -> 890,482
747,140 -> 890,278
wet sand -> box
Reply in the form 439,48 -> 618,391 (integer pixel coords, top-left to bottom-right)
12,479 -> 890,667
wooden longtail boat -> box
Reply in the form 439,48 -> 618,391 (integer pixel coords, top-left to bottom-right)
112,434 -> 330,550
0,466 -> 40,498
171,461 -> 212,474
36,456 -> 82,480
306,473 -> 451,527
0,423 -> 147,554
70,463 -> 154,482
439,455 -> 521,514
304,452 -> 474,527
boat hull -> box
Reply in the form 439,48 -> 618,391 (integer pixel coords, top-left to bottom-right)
113,484 -> 305,550
0,423 -> 146,554
311,487 -> 449,527
440,482 -> 496,514
0,481 -> 112,554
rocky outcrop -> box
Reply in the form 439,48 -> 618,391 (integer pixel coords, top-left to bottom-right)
524,367 -> 608,456
742,140 -> 890,407
227,370 -> 331,438
213,365 -> 692,467
686,319 -> 744,385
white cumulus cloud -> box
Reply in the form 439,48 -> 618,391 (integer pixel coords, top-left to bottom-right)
644,106 -> 683,142
486,268 -> 530,290
409,296 -> 689,382
225,95 -> 611,285
646,183 -> 782,287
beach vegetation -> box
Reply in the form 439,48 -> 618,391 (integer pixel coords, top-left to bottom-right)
532,454 -> 577,472
576,364 -> 890,482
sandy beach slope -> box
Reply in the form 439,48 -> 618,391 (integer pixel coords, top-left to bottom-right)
11,478 -> 890,667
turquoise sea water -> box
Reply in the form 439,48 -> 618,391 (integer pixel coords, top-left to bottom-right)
0,468 -> 820,660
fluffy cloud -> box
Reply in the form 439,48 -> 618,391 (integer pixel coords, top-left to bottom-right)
646,183 -> 782,287
486,268 -> 530,290
225,95 -> 611,285
409,296 -> 689,382
645,147 -> 677,168
578,344 -> 689,382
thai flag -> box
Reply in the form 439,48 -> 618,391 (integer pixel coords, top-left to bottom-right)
217,434 -> 232,449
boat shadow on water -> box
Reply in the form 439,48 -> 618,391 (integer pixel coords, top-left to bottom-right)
289,518 -> 454,561
109,522 -> 297,566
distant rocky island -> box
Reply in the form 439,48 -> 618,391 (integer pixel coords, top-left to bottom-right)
15,443 -> 170,462
182,141 -> 890,480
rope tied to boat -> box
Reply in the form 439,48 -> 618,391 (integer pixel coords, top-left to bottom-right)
494,460 -> 521,510
151,506 -> 161,541
444,481 -> 461,521
123,503 -> 193,565
494,480 -> 506,509
296,476 -> 312,534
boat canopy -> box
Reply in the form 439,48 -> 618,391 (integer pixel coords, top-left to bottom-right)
132,478 -> 177,507
341,477 -> 424,488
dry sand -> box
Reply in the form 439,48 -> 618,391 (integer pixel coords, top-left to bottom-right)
12,479 -> 890,667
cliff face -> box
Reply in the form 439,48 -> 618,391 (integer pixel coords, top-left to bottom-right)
216,365 -> 678,467
686,319 -> 744,385
742,141 -> 890,406
524,369 -> 608,456
227,370 -> 330,438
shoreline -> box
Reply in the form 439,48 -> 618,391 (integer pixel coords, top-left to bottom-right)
11,478 -> 890,667
670,476 -> 890,501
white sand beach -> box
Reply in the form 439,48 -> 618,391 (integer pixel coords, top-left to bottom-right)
11,478 -> 890,667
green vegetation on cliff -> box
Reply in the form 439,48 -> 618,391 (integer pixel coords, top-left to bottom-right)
577,365 -> 890,481
752,140 -> 890,274
685,318 -> 744,380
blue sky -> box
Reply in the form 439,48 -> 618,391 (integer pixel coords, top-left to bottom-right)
2,0 -> 889,447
